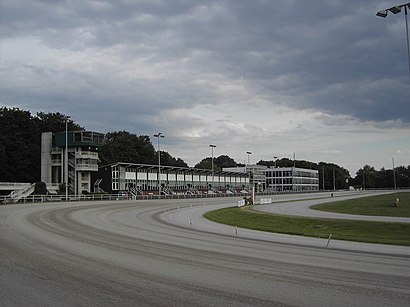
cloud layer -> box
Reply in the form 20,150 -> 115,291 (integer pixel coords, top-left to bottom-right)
1,0 -> 409,174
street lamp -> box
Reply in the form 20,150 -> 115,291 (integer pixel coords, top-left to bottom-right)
392,157 -> 399,207
209,144 -> 216,192
246,151 -> 252,191
154,133 -> 165,197
65,120 -> 68,201
273,156 -> 278,168
377,2 -> 410,77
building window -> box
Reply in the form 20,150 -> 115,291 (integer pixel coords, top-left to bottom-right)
112,167 -> 119,179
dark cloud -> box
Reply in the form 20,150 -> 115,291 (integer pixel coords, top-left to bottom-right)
1,0 -> 409,128
196,1 -> 410,122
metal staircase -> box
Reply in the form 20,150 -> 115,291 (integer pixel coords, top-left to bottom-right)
93,179 -> 105,193
187,186 -> 199,195
129,187 -> 143,197
162,187 -> 175,195
7,183 -> 36,203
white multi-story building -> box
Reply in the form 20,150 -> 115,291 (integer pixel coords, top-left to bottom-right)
266,167 -> 319,192
41,131 -> 105,194
225,165 -> 319,192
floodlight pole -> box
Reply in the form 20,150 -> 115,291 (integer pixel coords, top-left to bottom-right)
209,144 -> 216,192
246,151 -> 252,192
406,5 -> 410,77
273,156 -> 278,168
65,120 -> 68,201
154,133 -> 165,198
392,157 -> 399,205
377,3 -> 410,78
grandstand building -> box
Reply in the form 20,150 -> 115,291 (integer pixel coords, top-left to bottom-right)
93,162 -> 250,195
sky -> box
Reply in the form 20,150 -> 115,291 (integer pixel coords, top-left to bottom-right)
1,0 -> 409,176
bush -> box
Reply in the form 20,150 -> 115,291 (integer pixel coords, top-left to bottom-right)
34,182 -> 48,195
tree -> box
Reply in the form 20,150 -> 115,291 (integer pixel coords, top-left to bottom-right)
99,131 -> 188,167
215,155 -> 237,168
195,157 -> 213,170
159,151 -> 188,167
36,111 -> 82,132
396,166 -> 410,188
195,155 -> 238,170
352,165 -> 378,189
99,131 -> 156,165
0,107 -> 83,182
0,107 -> 38,182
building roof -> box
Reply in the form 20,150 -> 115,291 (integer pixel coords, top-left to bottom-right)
100,162 -> 248,176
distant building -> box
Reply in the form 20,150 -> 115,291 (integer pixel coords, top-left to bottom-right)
265,167 -> 319,192
41,131 -> 105,194
224,165 -> 319,192
93,162 -> 250,195
223,165 -> 267,192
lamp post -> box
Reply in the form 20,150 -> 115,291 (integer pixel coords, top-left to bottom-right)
209,144 -> 216,192
392,157 -> 399,206
377,2 -> 410,77
246,151 -> 252,191
154,133 -> 165,198
273,156 -> 278,168
65,120 -> 68,201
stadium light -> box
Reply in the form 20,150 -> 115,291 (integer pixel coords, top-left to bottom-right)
154,133 -> 165,198
377,2 -> 410,77
209,144 -> 216,192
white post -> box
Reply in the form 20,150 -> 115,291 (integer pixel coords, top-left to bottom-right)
326,234 -> 332,247
154,133 -> 164,198
65,120 -> 68,201
246,151 -> 252,192
210,145 -> 216,192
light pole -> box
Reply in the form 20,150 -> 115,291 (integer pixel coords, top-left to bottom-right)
377,3 -> 410,77
154,133 -> 164,197
246,151 -> 252,191
392,157 -> 399,206
65,120 -> 68,201
209,144 -> 216,192
273,156 -> 278,168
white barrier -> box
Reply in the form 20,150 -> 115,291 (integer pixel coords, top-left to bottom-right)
259,198 -> 272,205
238,199 -> 246,207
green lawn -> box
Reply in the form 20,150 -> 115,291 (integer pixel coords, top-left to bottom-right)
311,192 -> 410,217
204,206 -> 410,246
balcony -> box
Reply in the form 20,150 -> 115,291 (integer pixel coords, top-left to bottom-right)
76,163 -> 99,171
51,159 -> 62,165
76,151 -> 99,160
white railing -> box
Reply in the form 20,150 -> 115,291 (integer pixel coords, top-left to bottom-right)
76,164 -> 98,171
76,152 -> 99,159
2,188 -> 406,206
0,182 -> 31,190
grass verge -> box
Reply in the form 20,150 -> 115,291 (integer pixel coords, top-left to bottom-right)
311,192 -> 410,217
204,206 -> 410,246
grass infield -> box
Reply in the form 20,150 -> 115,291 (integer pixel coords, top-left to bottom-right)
204,196 -> 410,246
311,192 -> 410,217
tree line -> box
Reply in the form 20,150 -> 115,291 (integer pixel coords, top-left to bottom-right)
1,107 -> 408,189
0,107 -> 187,183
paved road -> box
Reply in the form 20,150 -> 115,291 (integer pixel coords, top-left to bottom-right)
1,196 -> 410,306
255,190 -> 410,223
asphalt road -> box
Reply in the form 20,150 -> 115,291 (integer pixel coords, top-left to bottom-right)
1,195 -> 410,306
255,190 -> 410,223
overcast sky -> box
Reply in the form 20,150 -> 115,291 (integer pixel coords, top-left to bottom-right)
1,0 -> 409,175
